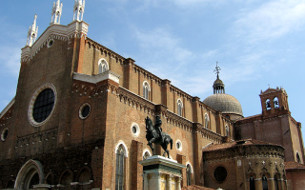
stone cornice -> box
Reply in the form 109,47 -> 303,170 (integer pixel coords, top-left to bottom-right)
73,71 -> 120,84
203,144 -> 285,161
85,38 -> 126,65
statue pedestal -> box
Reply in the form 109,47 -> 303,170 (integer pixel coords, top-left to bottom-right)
139,155 -> 185,190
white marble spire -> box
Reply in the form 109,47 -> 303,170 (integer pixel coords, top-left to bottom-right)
73,0 -> 86,21
51,0 -> 63,25
26,14 -> 38,47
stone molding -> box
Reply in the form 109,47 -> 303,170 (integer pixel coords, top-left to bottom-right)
73,71 -> 120,84
21,21 -> 89,63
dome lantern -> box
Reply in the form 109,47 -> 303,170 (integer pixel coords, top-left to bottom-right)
213,62 -> 225,94
203,62 -> 243,120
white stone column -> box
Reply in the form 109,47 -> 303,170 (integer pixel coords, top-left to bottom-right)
139,155 -> 185,190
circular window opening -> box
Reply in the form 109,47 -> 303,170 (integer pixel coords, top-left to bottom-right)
1,128 -> 8,141
47,40 -> 54,48
33,88 -> 55,123
176,140 -> 182,151
79,104 -> 91,119
132,126 -> 137,134
130,123 -> 140,137
214,166 -> 227,183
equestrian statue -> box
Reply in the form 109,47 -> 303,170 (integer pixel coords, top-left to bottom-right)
145,116 -> 173,158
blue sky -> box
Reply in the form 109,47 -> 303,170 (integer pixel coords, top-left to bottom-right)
0,0 -> 305,138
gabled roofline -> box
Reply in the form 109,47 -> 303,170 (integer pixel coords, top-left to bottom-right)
0,97 -> 15,118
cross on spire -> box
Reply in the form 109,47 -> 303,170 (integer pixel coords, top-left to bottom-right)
214,61 -> 221,79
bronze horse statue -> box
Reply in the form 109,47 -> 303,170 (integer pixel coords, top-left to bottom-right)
145,116 -> 173,158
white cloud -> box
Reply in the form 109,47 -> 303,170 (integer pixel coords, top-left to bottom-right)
133,27 -> 193,71
0,46 -> 21,76
235,0 -> 305,42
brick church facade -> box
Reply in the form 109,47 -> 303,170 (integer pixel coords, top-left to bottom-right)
0,1 -> 304,190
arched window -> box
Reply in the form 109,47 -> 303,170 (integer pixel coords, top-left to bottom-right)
98,58 -> 109,73
266,99 -> 271,110
274,174 -> 280,190
143,150 -> 151,160
273,97 -> 279,108
204,114 -> 209,129
143,81 -> 150,100
262,175 -> 268,190
249,176 -> 255,190
225,125 -> 229,136
60,170 -> 73,187
177,99 -> 183,116
296,152 -> 301,163
79,168 -> 92,184
186,164 -> 192,186
116,144 -> 126,190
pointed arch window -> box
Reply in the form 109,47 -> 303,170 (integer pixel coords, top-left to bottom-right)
225,125 -> 229,136
273,97 -> 279,109
296,152 -> 301,163
204,114 -> 209,129
274,174 -> 280,190
186,164 -> 192,186
262,175 -> 268,190
116,145 -> 126,190
177,99 -> 183,116
266,99 -> 271,110
143,81 -> 150,100
143,151 -> 151,160
98,58 -> 109,73
249,176 -> 255,190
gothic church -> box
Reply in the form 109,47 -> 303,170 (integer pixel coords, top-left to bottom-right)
0,1 -> 304,190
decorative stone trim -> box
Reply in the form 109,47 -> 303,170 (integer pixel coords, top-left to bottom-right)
73,71 -> 120,84
115,140 -> 129,157
130,122 -> 140,137
21,21 -> 89,63
176,140 -> 182,151
28,83 -> 57,127
1,128 -> 8,142
79,103 -> 91,120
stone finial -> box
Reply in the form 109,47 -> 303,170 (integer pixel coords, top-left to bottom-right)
51,0 -> 63,25
26,14 -> 38,47
73,0 -> 86,21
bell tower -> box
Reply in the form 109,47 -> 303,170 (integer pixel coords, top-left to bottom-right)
50,0 -> 63,25
259,87 -> 290,117
26,15 -> 38,47
73,0 -> 86,21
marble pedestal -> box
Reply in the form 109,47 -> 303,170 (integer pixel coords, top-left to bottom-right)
139,155 -> 186,190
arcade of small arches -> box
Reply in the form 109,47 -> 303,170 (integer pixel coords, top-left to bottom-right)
6,160 -> 93,190
247,172 -> 287,190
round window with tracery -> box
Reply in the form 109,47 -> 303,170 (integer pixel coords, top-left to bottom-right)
79,104 -> 91,119
32,88 -> 55,123
28,84 -> 57,127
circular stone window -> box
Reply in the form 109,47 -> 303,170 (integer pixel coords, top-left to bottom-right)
130,122 -> 140,137
214,166 -> 227,183
176,140 -> 182,151
28,84 -> 57,127
47,39 -> 54,48
1,128 -> 8,141
79,104 -> 91,119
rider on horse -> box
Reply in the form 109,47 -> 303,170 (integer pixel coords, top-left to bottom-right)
154,115 -> 164,143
